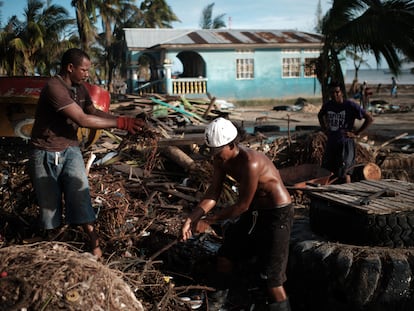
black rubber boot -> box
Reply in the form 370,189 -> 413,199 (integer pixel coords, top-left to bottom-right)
206,270 -> 233,311
207,288 -> 229,311
268,299 -> 291,311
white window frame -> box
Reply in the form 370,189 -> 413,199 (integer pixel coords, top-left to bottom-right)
282,57 -> 300,78
236,49 -> 254,80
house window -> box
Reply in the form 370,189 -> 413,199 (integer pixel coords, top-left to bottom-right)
282,58 -> 300,78
236,58 -> 254,79
304,58 -> 317,77
236,49 -> 254,79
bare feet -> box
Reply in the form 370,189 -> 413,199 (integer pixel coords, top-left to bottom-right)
82,223 -> 102,259
92,245 -> 103,258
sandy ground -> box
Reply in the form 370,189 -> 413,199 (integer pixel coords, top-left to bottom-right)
231,87 -> 414,139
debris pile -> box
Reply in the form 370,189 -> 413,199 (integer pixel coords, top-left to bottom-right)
370,100 -> 413,114
0,242 -> 144,311
0,93 -> 413,309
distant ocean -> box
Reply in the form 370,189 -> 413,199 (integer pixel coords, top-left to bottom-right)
345,69 -> 414,85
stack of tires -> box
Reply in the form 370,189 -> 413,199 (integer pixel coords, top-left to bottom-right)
287,212 -> 414,311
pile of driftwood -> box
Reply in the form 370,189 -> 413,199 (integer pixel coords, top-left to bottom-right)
0,93 -> 413,310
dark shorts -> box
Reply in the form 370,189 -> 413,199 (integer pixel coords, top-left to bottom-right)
29,146 -> 97,229
322,139 -> 355,181
218,204 -> 294,288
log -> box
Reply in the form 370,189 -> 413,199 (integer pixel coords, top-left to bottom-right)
352,162 -> 381,181
161,146 -> 195,171
363,163 -> 382,180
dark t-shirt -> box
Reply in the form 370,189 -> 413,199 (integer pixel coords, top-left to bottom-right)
319,99 -> 365,144
31,76 -> 93,151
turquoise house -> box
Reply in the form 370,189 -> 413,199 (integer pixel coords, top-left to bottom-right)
124,28 -> 323,101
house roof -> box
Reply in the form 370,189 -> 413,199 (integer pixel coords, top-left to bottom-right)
124,28 -> 323,50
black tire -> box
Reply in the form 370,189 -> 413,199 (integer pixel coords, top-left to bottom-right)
309,198 -> 414,248
287,217 -> 414,311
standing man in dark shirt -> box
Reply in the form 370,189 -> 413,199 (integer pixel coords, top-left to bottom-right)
29,48 -> 145,258
318,82 -> 373,184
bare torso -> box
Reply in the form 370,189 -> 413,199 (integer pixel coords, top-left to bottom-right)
221,145 -> 291,208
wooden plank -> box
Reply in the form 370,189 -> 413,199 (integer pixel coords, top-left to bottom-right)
356,184 -> 414,207
311,192 -> 397,214
310,192 -> 373,213
312,191 -> 402,214
361,179 -> 414,200
309,179 -> 414,215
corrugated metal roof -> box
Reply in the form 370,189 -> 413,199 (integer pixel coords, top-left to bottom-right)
124,28 -> 192,49
124,28 -> 323,49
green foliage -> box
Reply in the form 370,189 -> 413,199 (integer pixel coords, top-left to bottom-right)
139,0 -> 180,28
199,2 -> 226,29
0,0 -> 180,80
0,0 -> 75,76
317,0 -> 414,102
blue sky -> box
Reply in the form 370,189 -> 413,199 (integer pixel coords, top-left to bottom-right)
1,0 -> 331,32
2,0 -> 387,69
170,0 -> 331,31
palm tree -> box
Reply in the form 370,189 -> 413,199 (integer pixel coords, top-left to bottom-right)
109,2 -> 142,84
89,0 -> 140,90
94,0 -> 123,91
10,0 -> 46,75
36,3 -> 77,75
139,0 -> 180,28
70,0 -> 179,89
1,0 -> 73,76
71,0 -> 97,54
199,2 -> 226,29
69,0 -> 126,88
317,0 -> 414,101
0,16 -> 22,75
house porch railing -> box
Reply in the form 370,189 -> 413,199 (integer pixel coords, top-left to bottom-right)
132,77 -> 208,96
171,78 -> 208,95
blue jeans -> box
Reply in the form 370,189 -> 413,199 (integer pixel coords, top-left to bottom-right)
29,146 -> 96,229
